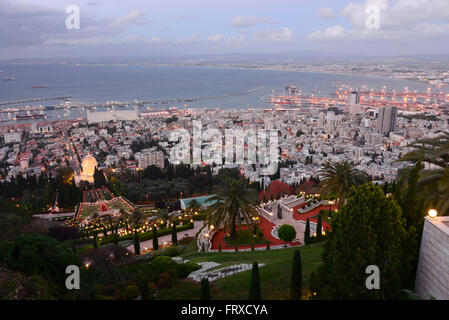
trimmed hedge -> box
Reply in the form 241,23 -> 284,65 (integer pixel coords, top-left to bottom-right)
99,223 -> 195,245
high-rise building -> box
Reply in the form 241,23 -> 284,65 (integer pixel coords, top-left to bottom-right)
377,106 -> 397,135
349,91 -> 360,105
349,91 -> 364,115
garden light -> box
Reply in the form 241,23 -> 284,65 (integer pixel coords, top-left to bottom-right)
428,209 -> 438,218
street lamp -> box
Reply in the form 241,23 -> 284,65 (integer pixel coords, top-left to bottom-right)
428,209 -> 438,218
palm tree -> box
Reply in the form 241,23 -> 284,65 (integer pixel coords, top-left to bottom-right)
402,131 -> 449,215
130,208 -> 145,228
318,161 -> 370,209
204,178 -> 260,239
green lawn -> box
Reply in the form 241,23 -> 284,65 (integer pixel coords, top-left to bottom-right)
157,242 -> 324,300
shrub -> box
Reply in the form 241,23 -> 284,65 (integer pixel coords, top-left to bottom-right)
124,284 -> 140,300
278,224 -> 297,246
157,269 -> 178,289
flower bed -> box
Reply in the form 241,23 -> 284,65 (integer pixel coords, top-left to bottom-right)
188,262 -> 266,282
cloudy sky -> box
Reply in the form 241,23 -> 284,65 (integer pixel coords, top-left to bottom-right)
1,0 -> 449,60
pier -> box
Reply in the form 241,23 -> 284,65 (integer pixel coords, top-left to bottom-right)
0,96 -> 73,106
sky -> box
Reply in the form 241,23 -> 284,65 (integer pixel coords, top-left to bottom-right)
1,0 -> 449,60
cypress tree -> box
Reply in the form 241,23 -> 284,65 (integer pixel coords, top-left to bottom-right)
251,244 -> 255,251
234,245 -> 238,252
218,243 -> 222,252
304,218 -> 310,245
153,227 -> 159,251
249,262 -> 261,300
171,223 -> 178,245
71,240 -> 77,254
134,230 -> 140,256
316,215 -> 322,240
290,250 -> 302,300
266,242 -> 270,250
201,242 -> 205,252
138,279 -> 149,300
200,278 -> 211,300
93,231 -> 98,249
113,232 -> 119,246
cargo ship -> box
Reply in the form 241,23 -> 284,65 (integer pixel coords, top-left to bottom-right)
15,111 -> 46,120
32,84 -> 48,88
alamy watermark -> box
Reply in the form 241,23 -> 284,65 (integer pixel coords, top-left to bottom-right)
169,121 -> 279,176
65,5 -> 80,30
365,265 -> 380,290
365,5 -> 380,30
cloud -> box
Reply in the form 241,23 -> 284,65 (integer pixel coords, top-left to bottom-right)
317,8 -> 337,20
111,10 -> 146,29
341,0 -> 449,29
230,16 -> 278,28
178,33 -> 202,44
309,0 -> 449,42
253,27 -> 292,41
308,25 -> 345,41
207,34 -> 224,41
176,16 -> 198,21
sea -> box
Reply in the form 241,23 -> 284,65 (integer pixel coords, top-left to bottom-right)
0,64 -> 442,124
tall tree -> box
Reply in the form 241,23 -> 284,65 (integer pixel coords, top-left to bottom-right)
152,227 -> 159,251
402,131 -> 449,215
318,161 -> 370,209
290,250 -> 302,300
310,184 -> 408,299
171,222 -> 178,245
133,231 -> 140,256
205,178 -> 259,239
200,278 -> 211,300
304,218 -> 311,245
248,262 -> 261,300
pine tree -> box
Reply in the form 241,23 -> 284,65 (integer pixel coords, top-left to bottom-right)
248,262 -> 261,300
153,227 -> 159,251
290,250 -> 302,300
171,223 -> 178,245
304,218 -> 311,244
134,230 -> 140,255
200,278 -> 211,300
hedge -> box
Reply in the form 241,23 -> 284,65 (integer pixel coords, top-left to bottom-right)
99,222 -> 195,245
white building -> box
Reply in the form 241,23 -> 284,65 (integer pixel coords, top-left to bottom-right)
3,132 -> 21,144
135,148 -> 165,169
87,106 -> 139,124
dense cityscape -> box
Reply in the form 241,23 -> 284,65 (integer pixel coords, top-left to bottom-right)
1,0 -> 449,315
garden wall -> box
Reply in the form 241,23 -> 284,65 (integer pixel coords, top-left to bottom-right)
415,216 -> 449,300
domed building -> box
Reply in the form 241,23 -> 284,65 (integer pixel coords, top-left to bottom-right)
75,154 -> 98,186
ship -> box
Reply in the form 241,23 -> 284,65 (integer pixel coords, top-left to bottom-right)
15,111 -> 46,120
32,84 -> 48,88
2,77 -> 15,81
